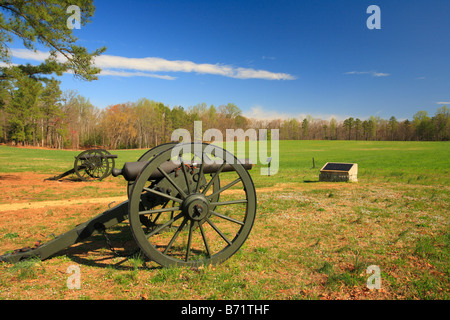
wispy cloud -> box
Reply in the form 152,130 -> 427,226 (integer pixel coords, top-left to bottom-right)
8,48 -> 296,81
437,101 -> 450,105
243,105 -> 347,121
0,61 -> 17,67
99,69 -> 176,80
9,48 -> 52,61
345,71 -> 390,77
95,55 -> 296,80
244,106 -> 293,120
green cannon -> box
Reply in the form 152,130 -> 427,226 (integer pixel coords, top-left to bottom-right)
46,148 -> 117,181
1,143 -> 256,268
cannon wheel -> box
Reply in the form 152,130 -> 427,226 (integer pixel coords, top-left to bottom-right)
128,143 -> 256,267
101,149 -> 115,178
128,142 -> 220,247
126,142 -> 220,199
74,149 -> 113,181
127,142 -> 178,197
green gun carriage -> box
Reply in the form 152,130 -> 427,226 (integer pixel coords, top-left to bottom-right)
1,142 -> 256,268
46,148 -> 117,181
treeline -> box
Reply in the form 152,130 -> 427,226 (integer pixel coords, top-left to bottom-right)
0,80 -> 254,149
277,108 -> 450,142
1,83 -> 449,149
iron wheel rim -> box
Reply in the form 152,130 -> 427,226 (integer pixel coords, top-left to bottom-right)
74,149 -> 111,181
128,143 -> 256,267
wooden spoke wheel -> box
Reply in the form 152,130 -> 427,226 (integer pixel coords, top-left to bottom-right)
74,149 -> 113,181
128,143 -> 257,267
127,142 -> 178,197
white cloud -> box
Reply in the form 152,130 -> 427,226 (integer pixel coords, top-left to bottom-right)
94,54 -> 296,80
345,71 -> 390,77
372,72 -> 390,77
0,61 -> 17,67
437,102 -> 450,105
9,48 -> 56,61
243,106 -> 346,121
8,48 -> 296,81
99,69 -> 176,80
244,106 -> 293,120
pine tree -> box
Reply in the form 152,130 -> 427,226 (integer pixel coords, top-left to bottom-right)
0,0 -> 106,81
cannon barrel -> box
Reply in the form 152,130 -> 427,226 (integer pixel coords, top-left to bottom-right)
77,154 -> 118,160
112,159 -> 253,182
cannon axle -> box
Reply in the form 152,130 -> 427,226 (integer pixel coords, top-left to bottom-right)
112,159 -> 252,181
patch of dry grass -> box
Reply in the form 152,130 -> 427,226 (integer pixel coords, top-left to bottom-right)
1,180 -> 448,300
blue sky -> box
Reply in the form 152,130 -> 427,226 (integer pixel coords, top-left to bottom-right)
6,0 -> 450,121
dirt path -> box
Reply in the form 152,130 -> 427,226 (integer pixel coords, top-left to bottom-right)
0,196 -> 129,212
0,171 -> 359,213
0,189 -> 263,212
0,182 -> 358,212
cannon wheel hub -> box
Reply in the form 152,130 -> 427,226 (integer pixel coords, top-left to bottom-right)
182,194 -> 210,221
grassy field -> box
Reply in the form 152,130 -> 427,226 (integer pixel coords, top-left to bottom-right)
0,141 -> 448,300
1,140 -> 448,185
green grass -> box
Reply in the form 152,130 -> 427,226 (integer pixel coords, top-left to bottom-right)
1,141 -> 449,186
254,140 -> 450,186
7,257 -> 45,280
0,146 -> 144,174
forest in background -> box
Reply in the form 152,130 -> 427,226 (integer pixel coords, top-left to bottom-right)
1,77 -> 449,150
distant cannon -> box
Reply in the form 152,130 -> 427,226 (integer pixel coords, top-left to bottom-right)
46,149 -> 117,181
2,143 -> 256,268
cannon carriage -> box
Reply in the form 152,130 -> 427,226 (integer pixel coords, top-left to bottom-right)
1,142 -> 256,268
46,148 -> 117,181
